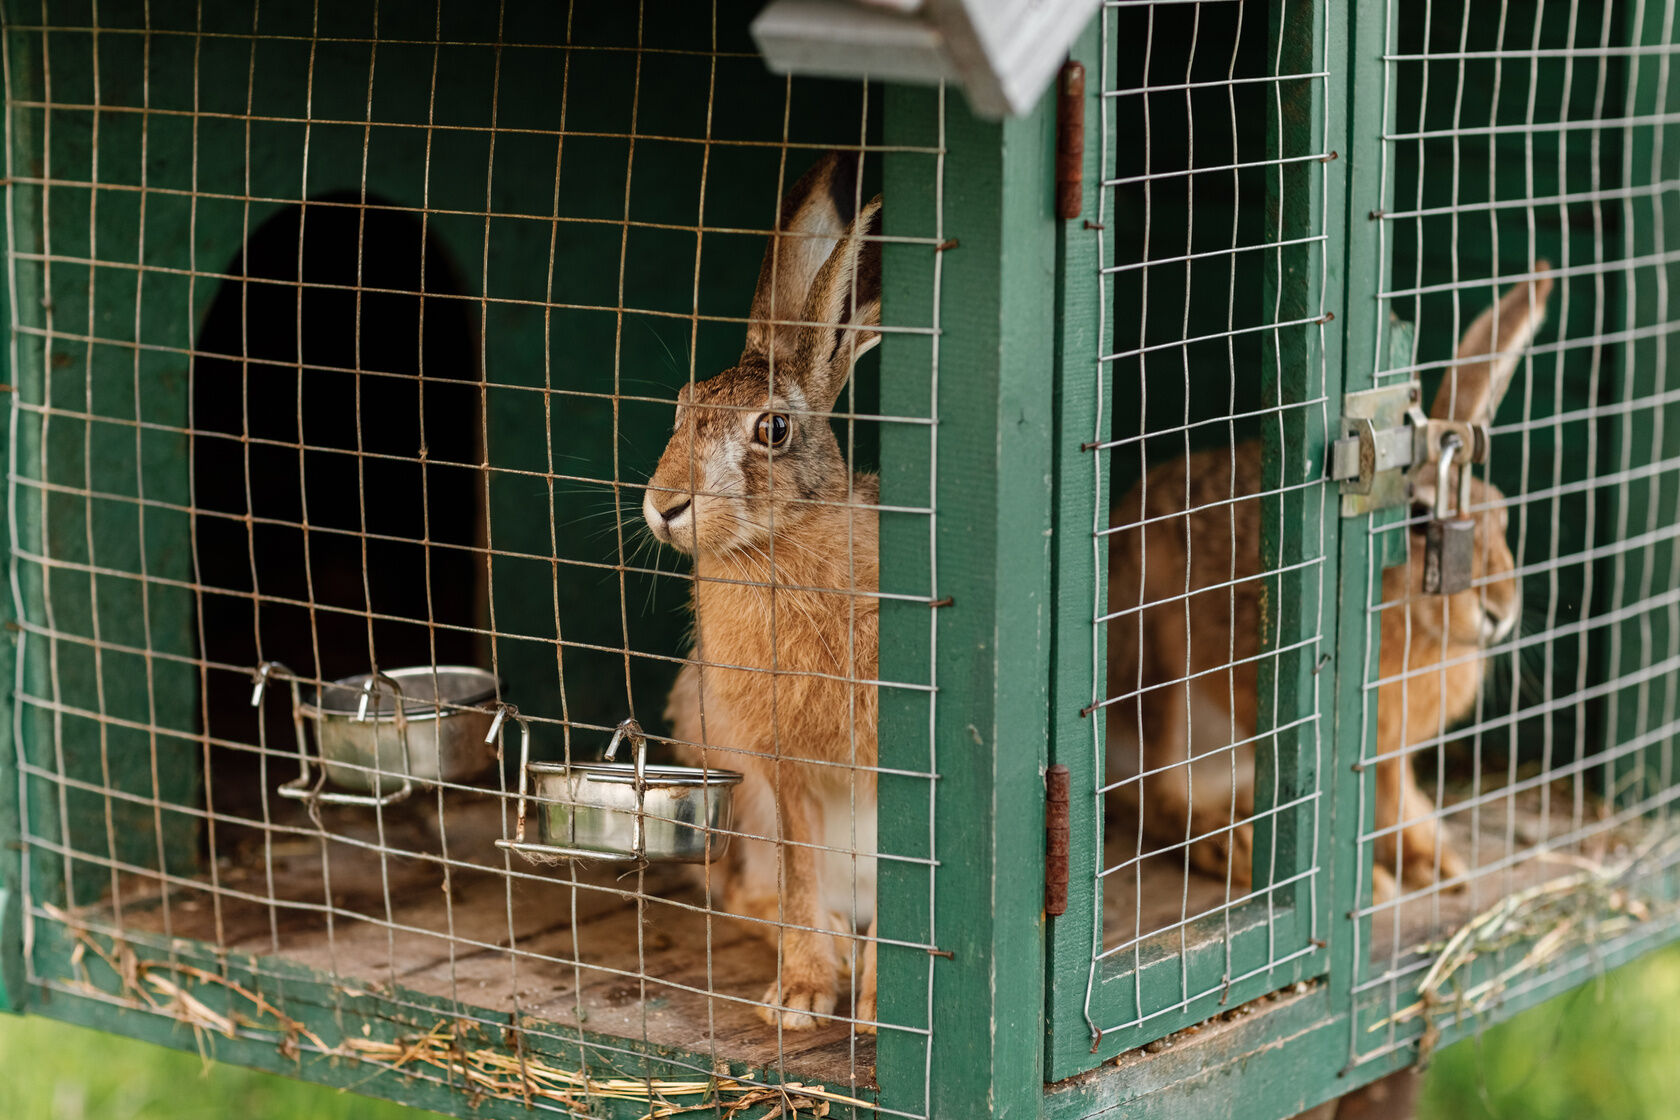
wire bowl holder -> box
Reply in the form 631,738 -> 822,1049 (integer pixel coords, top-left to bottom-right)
254,662 -> 501,807
495,717 -> 744,865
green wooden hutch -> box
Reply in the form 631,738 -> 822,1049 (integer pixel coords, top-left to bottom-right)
1,1 -> 1677,1118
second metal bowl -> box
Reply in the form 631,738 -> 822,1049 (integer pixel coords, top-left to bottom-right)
524,760 -> 743,863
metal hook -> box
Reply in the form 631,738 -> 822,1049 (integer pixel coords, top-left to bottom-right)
249,660 -> 288,709
605,717 -> 647,770
1433,433 -> 1463,520
277,668 -> 416,807
491,707 -> 548,859
605,718 -> 649,858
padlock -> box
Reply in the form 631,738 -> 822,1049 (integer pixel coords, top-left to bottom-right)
1422,434 -> 1475,595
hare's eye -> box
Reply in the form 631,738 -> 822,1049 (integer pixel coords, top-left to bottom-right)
754,412 -> 790,448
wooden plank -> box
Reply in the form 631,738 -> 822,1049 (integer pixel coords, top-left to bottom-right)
1055,0 -> 1344,1073
1327,0 -> 1395,1082
1255,0 -> 1343,935
77,798 -> 880,1089
875,60 -> 1059,1120
1043,14 -> 1116,1082
32,776 -> 1671,1120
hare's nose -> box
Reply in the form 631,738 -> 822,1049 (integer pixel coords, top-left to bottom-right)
658,498 -> 692,524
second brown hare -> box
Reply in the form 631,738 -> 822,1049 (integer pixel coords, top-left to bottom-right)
1106,269 -> 1551,901
645,151 -> 882,1032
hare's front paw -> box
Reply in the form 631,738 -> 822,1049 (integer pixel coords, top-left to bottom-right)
758,979 -> 838,1030
757,931 -> 840,1030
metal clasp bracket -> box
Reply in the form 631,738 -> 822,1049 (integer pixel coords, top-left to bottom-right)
1327,382 -> 1488,516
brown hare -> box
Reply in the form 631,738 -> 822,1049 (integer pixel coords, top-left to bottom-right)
1107,269 -> 1552,901
645,151 -> 881,1032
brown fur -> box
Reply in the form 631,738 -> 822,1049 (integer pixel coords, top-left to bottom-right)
645,152 -> 882,1031
1108,269 -> 1550,900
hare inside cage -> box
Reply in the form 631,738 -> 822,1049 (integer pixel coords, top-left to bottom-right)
1104,271 -> 1552,915
642,150 -> 885,1033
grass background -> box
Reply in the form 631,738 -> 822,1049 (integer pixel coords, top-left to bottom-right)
1,946 -> 1677,1119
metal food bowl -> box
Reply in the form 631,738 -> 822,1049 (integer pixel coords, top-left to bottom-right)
260,663 -> 501,807
497,719 -> 743,865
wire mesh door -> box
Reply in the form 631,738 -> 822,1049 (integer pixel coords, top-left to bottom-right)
1345,0 -> 1680,1070
1046,0 -> 1345,1073
0,2 -> 1004,1116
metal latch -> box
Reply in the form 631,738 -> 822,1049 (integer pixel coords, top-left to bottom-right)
1328,382 -> 1488,516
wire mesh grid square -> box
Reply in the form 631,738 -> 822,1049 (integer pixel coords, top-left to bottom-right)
1085,0 -> 1333,1041
1,2 -> 947,1113
1352,0 -> 1680,1066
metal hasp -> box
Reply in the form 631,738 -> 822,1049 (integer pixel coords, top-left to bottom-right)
1327,382 -> 1489,516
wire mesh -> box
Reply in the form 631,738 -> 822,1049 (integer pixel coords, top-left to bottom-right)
1352,0 -> 1680,1066
1085,0 -> 1333,1044
2,2 -> 945,1113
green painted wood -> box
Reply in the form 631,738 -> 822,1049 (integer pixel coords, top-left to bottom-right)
877,76 -> 1058,1120
1041,16 -> 1114,1083
1047,0 -> 1343,1077
1045,987 -> 1350,1120
1253,0 -> 1343,929
1325,0 -> 1391,1062
873,88 -> 939,1111
1043,920 -> 1680,1120
3,4 -> 199,906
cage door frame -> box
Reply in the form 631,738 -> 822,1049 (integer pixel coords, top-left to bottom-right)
1042,0 -> 1347,1078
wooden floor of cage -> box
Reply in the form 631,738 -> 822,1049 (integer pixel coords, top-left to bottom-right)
1102,772 -> 1632,966
110,797 -> 877,1088
82,770 -> 1622,1084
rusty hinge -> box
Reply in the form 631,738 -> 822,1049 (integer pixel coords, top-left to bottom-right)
1055,61 -> 1085,221
1045,764 -> 1070,916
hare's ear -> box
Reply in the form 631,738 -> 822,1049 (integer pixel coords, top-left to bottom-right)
1430,263 -> 1554,423
743,150 -> 867,370
791,197 -> 882,411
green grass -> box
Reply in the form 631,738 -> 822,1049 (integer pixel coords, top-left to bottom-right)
1419,943 -> 1680,1120
2,946 -> 1678,1119
0,1013 -> 432,1120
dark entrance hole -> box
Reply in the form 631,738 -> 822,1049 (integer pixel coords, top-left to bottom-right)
192,194 -> 483,822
